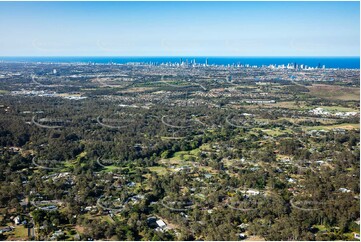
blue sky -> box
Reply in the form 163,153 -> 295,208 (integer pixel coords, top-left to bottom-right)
0,1 -> 359,56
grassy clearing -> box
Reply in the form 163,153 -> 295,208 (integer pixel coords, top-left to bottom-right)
199,143 -> 212,151
262,129 -> 285,136
304,123 -> 359,131
12,225 -> 29,238
62,151 -> 88,171
167,151 -> 185,164
103,165 -> 120,172
142,80 -> 192,88
261,101 -> 306,110
280,117 -> 339,125
252,127 -> 292,137
342,232 -> 357,240
242,102 -> 306,111
160,136 -> 184,140
312,224 -> 328,232
76,151 -> 87,161
168,148 -> 200,163
75,225 -> 85,234
189,148 -> 201,155
148,166 -> 168,175
172,151 -> 188,159
307,84 -> 360,101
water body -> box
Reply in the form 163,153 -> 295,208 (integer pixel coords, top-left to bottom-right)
0,56 -> 359,69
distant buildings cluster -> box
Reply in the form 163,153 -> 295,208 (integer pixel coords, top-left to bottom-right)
11,90 -> 87,100
129,60 -> 327,70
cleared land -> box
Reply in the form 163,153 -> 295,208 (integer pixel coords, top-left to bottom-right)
304,123 -> 360,131
307,84 -> 360,101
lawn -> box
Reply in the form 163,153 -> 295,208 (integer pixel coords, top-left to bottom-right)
11,225 -> 29,239
312,224 -> 328,232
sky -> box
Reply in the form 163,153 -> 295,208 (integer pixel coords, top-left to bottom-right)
0,1 -> 359,57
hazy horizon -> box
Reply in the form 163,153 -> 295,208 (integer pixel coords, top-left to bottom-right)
0,1 -> 359,57
0,55 -> 360,58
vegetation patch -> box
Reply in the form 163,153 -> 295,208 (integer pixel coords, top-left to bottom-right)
307,84 -> 360,101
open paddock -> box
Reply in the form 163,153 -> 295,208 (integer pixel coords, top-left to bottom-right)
307,84 -> 360,101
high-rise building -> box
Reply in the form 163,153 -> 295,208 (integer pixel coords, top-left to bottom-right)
205,58 -> 208,66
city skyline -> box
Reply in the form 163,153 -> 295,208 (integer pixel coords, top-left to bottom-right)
0,1 -> 359,57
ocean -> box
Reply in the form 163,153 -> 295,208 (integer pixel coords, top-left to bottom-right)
0,56 -> 359,69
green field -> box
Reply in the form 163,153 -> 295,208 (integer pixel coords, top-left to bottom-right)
8,226 -> 29,239
103,165 -> 121,172
305,123 -> 360,131
252,127 -> 293,136
148,166 -> 168,175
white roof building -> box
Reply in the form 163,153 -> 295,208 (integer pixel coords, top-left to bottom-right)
156,219 -> 166,228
